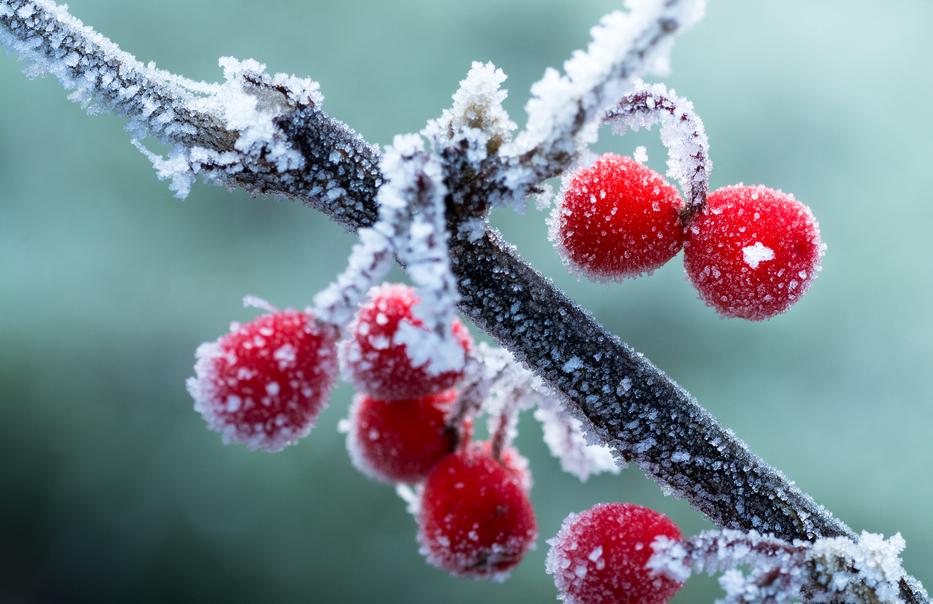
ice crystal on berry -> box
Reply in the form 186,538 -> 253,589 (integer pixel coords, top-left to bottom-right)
342,283 -> 472,400
187,310 -> 338,452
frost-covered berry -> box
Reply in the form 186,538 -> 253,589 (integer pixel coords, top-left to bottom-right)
346,389 -> 471,484
546,503 -> 683,604
552,154 -> 685,280
683,185 -> 823,320
418,441 -> 537,580
187,310 -> 338,452
342,283 -> 473,400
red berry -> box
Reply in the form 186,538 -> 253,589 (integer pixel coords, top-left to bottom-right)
546,503 -> 683,604
684,185 -> 823,320
552,153 -> 685,280
342,283 -> 473,400
188,310 -> 338,452
418,441 -> 537,580
346,389 -> 471,483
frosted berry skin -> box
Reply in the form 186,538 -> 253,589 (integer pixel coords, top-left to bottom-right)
346,389 -> 469,484
684,185 -> 823,320
553,153 -> 685,280
342,283 -> 473,400
418,441 -> 537,581
187,310 -> 338,452
546,503 -> 683,604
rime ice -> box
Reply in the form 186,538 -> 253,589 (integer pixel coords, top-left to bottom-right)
0,0 -> 383,229
313,135 -> 430,327
500,0 -> 707,204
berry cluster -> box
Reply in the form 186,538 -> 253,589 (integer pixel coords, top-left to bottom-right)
184,156 -> 826,600
184,285 -> 693,600
187,284 -> 539,580
554,153 -> 824,320
342,284 -> 537,580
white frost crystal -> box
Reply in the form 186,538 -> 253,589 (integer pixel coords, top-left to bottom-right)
425,61 -> 516,164
313,135 -> 427,327
742,242 -> 775,269
464,344 -> 619,482
534,403 -> 620,482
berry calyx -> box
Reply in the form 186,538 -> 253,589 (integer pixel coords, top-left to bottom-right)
346,389 -> 471,484
187,309 -> 338,452
546,502 -> 683,604
418,441 -> 537,580
552,153 -> 685,280
342,283 -> 473,401
683,184 -> 823,320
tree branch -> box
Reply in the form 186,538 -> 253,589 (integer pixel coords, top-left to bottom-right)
0,1 -> 926,602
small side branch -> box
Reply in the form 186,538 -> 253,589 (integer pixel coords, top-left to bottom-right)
605,82 -> 710,221
649,529 -> 927,604
504,0 -> 707,193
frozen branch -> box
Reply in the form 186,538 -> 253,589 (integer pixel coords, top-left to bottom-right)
0,0 -> 382,228
649,529 -> 925,604
312,135 -> 434,327
500,0 -> 707,201
0,1 -> 927,602
462,343 -> 620,481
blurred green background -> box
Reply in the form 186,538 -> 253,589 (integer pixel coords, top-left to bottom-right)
1,0 -> 931,602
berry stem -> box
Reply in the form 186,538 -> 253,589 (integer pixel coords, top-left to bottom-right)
489,385 -> 526,462
445,354 -> 492,448
604,85 -> 711,224
489,413 -> 509,462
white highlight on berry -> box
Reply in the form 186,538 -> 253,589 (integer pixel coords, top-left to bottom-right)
742,242 -> 775,269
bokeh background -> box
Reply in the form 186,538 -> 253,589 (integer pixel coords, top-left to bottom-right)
1,0 -> 931,602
